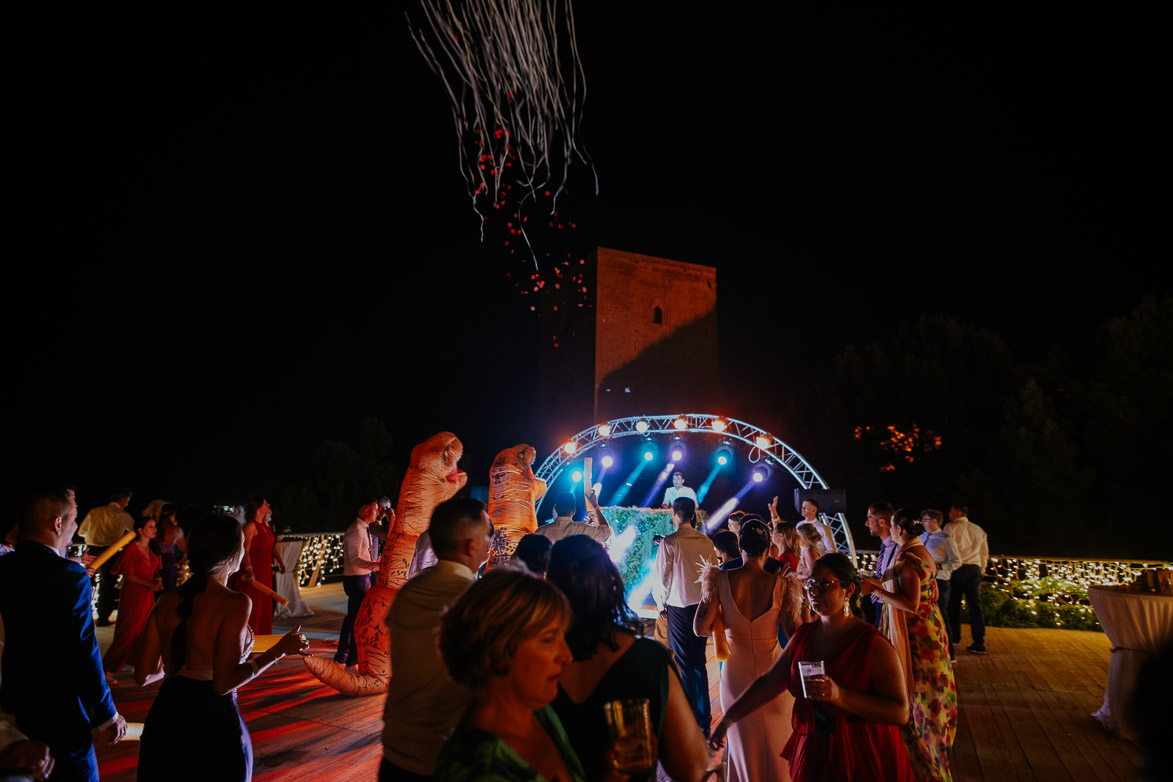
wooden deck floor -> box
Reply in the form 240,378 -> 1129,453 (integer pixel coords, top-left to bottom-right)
95,590 -> 1139,781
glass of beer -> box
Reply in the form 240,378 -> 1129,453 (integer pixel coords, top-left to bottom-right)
799,660 -> 826,699
603,698 -> 655,774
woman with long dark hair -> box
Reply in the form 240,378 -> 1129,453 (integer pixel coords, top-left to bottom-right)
135,513 -> 309,781
711,553 -> 913,782
547,535 -> 709,782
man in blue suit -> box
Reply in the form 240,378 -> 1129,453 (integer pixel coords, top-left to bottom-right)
0,489 -> 126,781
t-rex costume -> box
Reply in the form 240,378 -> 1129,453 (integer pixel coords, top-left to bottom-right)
305,432 -> 466,695
486,443 -> 547,568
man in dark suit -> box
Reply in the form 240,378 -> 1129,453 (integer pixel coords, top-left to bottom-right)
0,490 -> 126,781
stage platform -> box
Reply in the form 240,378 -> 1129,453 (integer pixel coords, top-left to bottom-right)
93,582 -> 1141,781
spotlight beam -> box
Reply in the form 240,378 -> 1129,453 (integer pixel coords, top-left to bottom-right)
704,478 -> 760,532
640,462 -> 676,508
696,462 -> 723,504
608,459 -> 650,506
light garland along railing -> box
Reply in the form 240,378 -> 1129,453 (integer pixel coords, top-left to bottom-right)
857,550 -> 1171,632
282,533 -> 346,587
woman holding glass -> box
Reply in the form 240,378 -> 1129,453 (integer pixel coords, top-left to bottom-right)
435,568 -> 587,782
548,534 -> 709,782
710,553 -> 913,782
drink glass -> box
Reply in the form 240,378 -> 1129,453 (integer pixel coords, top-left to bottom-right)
603,698 -> 655,774
799,660 -> 825,699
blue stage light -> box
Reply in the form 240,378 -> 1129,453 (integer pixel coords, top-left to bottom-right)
643,450 -> 654,462
571,469 -> 583,483
601,455 -> 614,468
718,454 -> 728,465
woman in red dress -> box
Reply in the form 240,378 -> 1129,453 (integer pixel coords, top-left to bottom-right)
711,553 -> 914,782
231,497 -> 285,634
102,517 -> 163,680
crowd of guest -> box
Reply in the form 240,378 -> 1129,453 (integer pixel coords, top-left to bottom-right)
1,482 -> 991,782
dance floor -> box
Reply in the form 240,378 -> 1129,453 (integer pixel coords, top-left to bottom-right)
94,583 -> 1140,781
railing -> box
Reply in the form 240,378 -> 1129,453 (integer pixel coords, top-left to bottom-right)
856,550 -> 1172,631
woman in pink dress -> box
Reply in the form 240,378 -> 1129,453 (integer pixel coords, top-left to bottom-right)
102,517 -> 162,679
710,553 -> 914,782
695,519 -> 802,782
231,497 -> 285,635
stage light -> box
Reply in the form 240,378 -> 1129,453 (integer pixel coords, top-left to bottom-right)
643,450 -> 654,462
597,423 -> 612,437
751,464 -> 772,483
754,435 -> 772,450
673,416 -> 688,431
711,419 -> 728,433
635,419 -> 650,433
715,444 -> 733,467
563,440 -> 579,455
601,454 -> 614,468
671,447 -> 684,462
570,469 -> 583,483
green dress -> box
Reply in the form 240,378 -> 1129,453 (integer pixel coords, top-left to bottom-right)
434,705 -> 587,782
881,549 -> 958,782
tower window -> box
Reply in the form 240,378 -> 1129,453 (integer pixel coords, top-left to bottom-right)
653,306 -> 663,324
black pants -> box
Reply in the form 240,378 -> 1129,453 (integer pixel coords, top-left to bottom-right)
335,574 -> 372,664
948,564 -> 985,646
666,603 -> 710,737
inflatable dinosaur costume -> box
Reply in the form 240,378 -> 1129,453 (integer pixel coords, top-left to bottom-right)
305,431 -> 466,695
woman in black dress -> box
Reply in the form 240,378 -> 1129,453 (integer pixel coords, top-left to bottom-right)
135,513 -> 309,781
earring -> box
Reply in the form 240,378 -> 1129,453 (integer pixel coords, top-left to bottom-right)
843,600 -> 851,617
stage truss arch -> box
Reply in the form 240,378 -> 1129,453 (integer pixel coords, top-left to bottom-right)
536,414 -> 856,561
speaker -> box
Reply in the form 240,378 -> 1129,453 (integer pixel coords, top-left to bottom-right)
794,488 -> 847,515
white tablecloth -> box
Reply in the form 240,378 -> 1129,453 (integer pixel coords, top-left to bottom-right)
1086,584 -> 1173,743
273,540 -> 313,618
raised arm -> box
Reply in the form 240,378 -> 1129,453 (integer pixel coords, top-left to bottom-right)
583,488 -> 610,529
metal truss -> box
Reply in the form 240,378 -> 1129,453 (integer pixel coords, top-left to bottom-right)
535,413 -> 857,561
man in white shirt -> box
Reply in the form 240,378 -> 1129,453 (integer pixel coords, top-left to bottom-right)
944,504 -> 990,655
653,497 -> 718,736
535,490 -> 612,545
380,497 -> 494,781
661,472 -> 698,509
796,497 -> 836,554
865,502 -> 898,629
335,498 -> 382,668
919,508 -> 961,659
78,490 -> 135,626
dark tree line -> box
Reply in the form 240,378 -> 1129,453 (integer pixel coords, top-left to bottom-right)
804,296 -> 1170,559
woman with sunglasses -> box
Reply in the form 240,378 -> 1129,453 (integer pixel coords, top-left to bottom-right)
710,553 -> 913,782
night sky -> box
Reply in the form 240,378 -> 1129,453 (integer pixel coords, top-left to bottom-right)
10,8 -> 1165,526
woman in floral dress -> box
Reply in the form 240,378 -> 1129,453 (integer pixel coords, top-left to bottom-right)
863,509 -> 957,781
